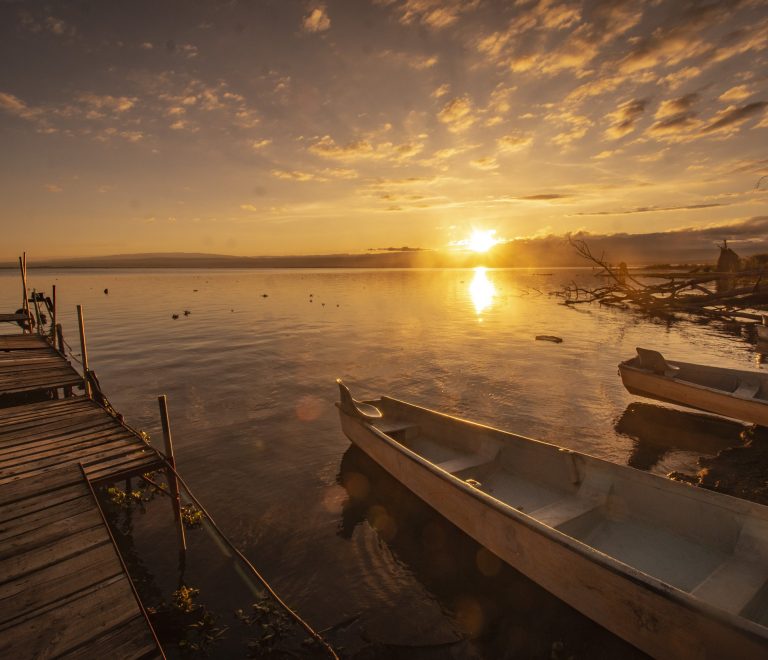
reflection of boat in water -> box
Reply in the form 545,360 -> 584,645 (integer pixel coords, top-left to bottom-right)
615,402 -> 744,471
619,347 -> 768,426
336,445 -> 642,657
336,380 -> 768,659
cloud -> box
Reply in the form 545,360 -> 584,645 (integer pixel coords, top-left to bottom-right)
604,98 -> 648,139
390,0 -> 481,31
271,169 -> 325,182
432,84 -> 450,99
518,194 -> 569,201
655,93 -> 699,119
470,156 -> 499,171
380,50 -> 438,70
437,96 -> 476,133
574,203 -> 724,216
44,183 -> 63,193
496,132 -> 533,153
308,135 -> 423,163
0,92 -> 39,120
719,85 -> 753,103
303,5 -> 331,33
702,101 -> 768,134
251,139 -> 272,150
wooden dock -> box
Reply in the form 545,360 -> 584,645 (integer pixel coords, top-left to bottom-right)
0,325 -> 166,656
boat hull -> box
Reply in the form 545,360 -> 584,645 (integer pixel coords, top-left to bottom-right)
619,364 -> 768,427
339,410 -> 768,659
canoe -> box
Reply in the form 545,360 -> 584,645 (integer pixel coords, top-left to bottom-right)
619,347 -> 768,426
336,379 -> 768,658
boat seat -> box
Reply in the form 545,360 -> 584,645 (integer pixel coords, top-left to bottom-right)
529,497 -> 600,529
371,420 -> 418,437
691,557 -> 768,615
733,380 -> 760,399
436,454 -> 489,474
636,347 -> 680,378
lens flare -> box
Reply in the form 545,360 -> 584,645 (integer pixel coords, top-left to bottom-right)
467,229 -> 498,253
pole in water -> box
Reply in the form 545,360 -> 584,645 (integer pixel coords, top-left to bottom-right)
158,394 -> 187,555
77,305 -> 92,399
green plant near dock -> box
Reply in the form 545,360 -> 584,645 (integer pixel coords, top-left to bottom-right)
236,597 -> 293,656
181,503 -> 205,528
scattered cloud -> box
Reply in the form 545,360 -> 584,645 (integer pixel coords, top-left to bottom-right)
251,138 -> 272,150
308,135 -> 423,163
303,5 -> 331,33
437,96 -> 476,133
496,132 -> 533,153
719,85 -> 753,103
44,183 -> 63,193
389,0 -> 481,31
574,203 -> 724,216
604,98 -> 648,140
702,101 -> 768,134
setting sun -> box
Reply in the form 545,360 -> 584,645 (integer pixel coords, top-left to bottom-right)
468,230 -> 498,253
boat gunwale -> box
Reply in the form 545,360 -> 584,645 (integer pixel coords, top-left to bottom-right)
338,398 -> 768,644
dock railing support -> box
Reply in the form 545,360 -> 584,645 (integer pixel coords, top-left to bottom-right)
51,285 -> 57,343
77,305 -> 92,399
158,394 -> 187,556
18,254 -> 30,333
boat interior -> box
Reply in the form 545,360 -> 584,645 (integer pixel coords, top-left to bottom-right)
624,348 -> 768,401
360,394 -> 768,628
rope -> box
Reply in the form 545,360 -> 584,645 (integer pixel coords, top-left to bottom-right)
165,460 -> 339,659
117,426 -> 339,659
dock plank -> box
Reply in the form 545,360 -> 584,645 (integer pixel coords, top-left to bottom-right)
0,333 -> 164,657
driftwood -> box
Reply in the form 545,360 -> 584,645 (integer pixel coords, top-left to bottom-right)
556,237 -> 768,322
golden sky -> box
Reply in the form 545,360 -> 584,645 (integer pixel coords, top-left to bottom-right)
1,0 -> 767,258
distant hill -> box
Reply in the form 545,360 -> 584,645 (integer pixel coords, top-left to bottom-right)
5,226 -> 768,269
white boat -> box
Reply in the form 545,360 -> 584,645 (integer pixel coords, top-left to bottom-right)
336,379 -> 768,658
619,347 -> 768,426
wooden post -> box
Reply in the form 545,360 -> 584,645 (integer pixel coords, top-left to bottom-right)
158,394 -> 187,553
18,256 -> 29,333
51,285 -> 57,342
77,305 -> 92,399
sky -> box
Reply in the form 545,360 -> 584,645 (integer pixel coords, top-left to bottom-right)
1,0 -> 767,259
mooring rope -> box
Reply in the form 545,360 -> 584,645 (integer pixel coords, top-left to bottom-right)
101,408 -> 340,660
157,457 -> 340,659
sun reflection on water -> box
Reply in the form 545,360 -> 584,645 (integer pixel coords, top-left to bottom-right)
469,267 -> 496,315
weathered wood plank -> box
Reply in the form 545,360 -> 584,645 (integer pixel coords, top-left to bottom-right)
0,464 -> 83,506
0,483 -> 86,524
0,524 -> 107,583
0,542 -> 119,624
0,428 -> 131,463
0,494 -> 93,542
0,415 -> 119,448
0,335 -> 50,350
0,397 -> 89,422
59,615 -> 161,660
0,434 -> 143,475
0,508 -> 103,561
0,575 -> 140,657
86,454 -> 163,482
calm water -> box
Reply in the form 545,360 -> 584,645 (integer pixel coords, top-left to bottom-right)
1,267 -> 761,657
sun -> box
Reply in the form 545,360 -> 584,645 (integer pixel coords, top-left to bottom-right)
467,229 -> 498,253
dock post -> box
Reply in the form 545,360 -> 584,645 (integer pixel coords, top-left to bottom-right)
52,285 -> 57,343
158,394 -> 187,555
18,255 -> 29,333
77,305 -> 92,399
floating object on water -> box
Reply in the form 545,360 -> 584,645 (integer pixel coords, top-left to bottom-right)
262,294 -> 268,298
536,335 -> 563,343
183,310 -> 190,316
103,288 -> 108,294
620,347 -> 768,426
193,289 -> 198,292
171,313 -> 179,319
336,379 -> 768,658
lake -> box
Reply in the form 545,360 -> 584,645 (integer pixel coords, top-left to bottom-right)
1,267 -> 760,657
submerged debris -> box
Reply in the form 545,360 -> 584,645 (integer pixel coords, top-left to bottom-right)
536,335 -> 563,343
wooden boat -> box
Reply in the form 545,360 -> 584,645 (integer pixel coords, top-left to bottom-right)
336,379 -> 768,658
619,347 -> 768,426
